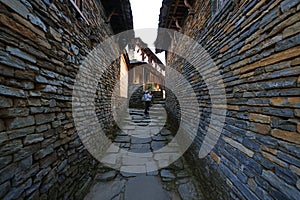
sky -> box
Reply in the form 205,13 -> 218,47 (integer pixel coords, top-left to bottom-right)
130,0 -> 165,64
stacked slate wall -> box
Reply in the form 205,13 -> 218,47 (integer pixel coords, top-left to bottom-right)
165,0 -> 300,199
0,0 -> 120,199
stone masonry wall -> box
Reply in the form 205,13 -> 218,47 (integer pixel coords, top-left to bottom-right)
0,0 -> 120,199
165,0 -> 300,199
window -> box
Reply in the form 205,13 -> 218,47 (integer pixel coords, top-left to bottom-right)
70,0 -> 89,24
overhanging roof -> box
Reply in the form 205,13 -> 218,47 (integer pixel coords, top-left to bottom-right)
100,0 -> 133,34
155,0 -> 195,53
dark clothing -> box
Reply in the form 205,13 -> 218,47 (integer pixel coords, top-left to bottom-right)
144,101 -> 151,115
143,91 -> 152,116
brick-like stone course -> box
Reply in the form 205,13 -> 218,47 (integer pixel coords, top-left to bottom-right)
0,0 -> 122,199
164,0 -> 300,199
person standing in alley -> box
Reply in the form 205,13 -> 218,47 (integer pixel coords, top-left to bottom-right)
143,88 -> 152,117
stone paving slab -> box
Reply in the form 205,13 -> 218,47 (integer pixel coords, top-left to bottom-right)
124,176 -> 170,200
85,103 -> 203,200
84,180 -> 126,200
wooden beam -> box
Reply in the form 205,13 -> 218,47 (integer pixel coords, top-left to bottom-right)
167,0 -> 181,29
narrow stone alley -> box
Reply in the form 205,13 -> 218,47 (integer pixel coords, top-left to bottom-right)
1,0 -> 300,199
85,100 -> 203,200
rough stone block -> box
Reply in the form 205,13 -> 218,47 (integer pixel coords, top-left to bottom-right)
28,14 -> 47,32
0,163 -> 17,183
0,139 -> 22,156
0,120 -> 5,132
262,107 -> 294,118
280,0 -> 299,12
278,151 -> 300,167
275,166 -> 298,185
0,107 -> 30,118
271,129 -> 300,145
6,46 -> 36,63
0,64 -> 14,77
271,97 -> 300,108
283,22 -> 300,38
0,181 -> 10,198
6,116 -> 35,130
7,126 -> 35,140
0,154 -> 12,169
210,151 -> 221,163
40,152 -> 57,168
262,170 -> 300,199
35,113 -> 55,125
0,96 -> 13,108
15,69 -> 36,81
262,151 -> 288,168
290,165 -> 300,176
24,134 -> 44,145
249,122 -> 271,135
36,124 -> 50,133
0,85 -> 26,98
0,0 -> 30,19
28,99 -> 41,106
249,113 -> 270,124
223,136 -> 254,158
34,145 -> 54,160
5,178 -> 32,199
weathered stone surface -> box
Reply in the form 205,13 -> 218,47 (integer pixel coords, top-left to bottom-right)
24,134 -> 44,145
0,108 -> 30,118
35,113 -> 55,125
7,126 -> 35,139
0,85 -> 26,98
249,113 -> 270,124
71,44 -> 79,55
0,96 -> 13,108
124,176 -> 169,200
0,163 -> 17,183
210,151 -> 221,163
0,120 -> 5,132
6,116 -> 35,130
28,99 -> 41,106
262,152 -> 288,168
28,14 -> 47,32
131,137 -> 151,144
223,136 -> 254,157
271,97 -> 300,108
0,181 -> 10,198
0,139 -> 23,156
160,169 -> 176,179
49,27 -> 62,42
114,136 -> 130,143
84,180 -> 126,200
280,0 -> 299,12
151,141 -> 166,150
262,170 -> 300,199
0,155 -> 12,170
6,46 -> 36,63
95,170 -> 117,181
271,129 -> 300,145
1,0 -> 299,199
4,180 -> 31,199
0,0 -> 121,198
178,181 -> 199,200
0,0 -> 30,19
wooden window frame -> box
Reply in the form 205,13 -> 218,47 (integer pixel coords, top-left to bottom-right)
69,0 -> 89,25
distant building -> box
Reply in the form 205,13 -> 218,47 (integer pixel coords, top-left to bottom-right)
127,38 -> 165,92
